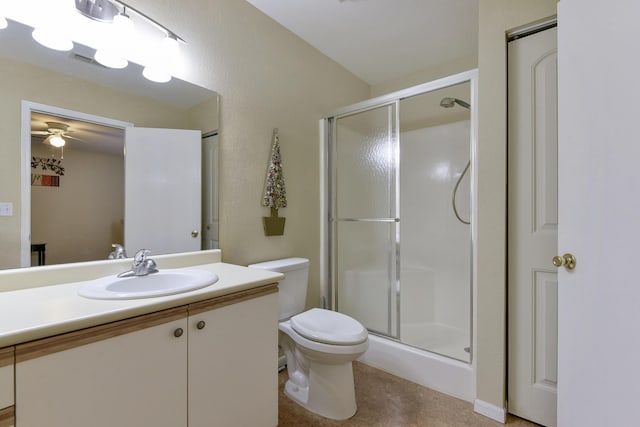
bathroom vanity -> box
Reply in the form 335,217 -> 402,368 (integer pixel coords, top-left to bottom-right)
0,250 -> 283,427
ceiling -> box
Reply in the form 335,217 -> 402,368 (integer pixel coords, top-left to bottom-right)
245,0 -> 479,85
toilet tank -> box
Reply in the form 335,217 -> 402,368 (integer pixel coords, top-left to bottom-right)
248,257 -> 309,321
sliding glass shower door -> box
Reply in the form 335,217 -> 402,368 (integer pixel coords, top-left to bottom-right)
331,102 -> 400,338
327,74 -> 475,363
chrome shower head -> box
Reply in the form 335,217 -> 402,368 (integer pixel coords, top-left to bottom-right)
439,97 -> 470,110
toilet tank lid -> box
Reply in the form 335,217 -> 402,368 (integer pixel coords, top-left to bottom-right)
248,257 -> 309,273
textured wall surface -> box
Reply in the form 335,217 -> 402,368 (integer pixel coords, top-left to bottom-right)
125,0 -> 370,308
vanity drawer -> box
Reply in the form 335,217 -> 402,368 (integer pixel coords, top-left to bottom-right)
0,347 -> 14,409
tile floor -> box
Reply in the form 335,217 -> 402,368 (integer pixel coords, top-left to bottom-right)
278,362 -> 541,426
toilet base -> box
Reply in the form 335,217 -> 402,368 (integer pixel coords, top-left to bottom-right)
283,359 -> 358,420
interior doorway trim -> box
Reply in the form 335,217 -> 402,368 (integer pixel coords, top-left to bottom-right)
20,101 -> 133,267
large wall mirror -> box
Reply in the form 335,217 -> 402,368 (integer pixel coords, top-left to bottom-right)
0,19 -> 220,270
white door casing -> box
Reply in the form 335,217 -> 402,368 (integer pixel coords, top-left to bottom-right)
124,127 -> 202,256
557,1 -> 640,426
507,27 -> 557,427
20,102 -> 132,267
202,133 -> 219,249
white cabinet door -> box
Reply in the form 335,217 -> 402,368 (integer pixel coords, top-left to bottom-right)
124,127 -> 202,256
15,310 -> 188,427
188,290 -> 279,427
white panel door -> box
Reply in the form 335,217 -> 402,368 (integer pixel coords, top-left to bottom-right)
557,1 -> 640,426
125,127 -> 201,256
508,27 -> 557,427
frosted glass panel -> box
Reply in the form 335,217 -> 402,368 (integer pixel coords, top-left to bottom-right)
336,221 -> 397,337
335,104 -> 396,219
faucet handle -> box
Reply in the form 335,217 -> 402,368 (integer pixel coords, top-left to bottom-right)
133,249 -> 151,267
112,244 -> 127,257
109,244 -> 127,259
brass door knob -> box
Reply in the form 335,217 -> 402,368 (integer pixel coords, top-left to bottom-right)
553,253 -> 576,271
191,230 -> 199,238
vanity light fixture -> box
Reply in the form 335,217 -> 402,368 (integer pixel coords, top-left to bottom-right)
18,0 -> 185,81
74,0 -> 185,82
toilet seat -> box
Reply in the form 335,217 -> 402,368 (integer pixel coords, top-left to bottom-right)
290,308 -> 368,345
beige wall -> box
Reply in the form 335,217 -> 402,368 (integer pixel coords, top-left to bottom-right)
124,0 -> 370,308
188,97 -> 220,135
0,57 -> 200,269
476,0 -> 556,408
370,54 -> 478,98
31,145 -> 124,265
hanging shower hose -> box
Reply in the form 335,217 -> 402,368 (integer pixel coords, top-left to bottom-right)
452,160 -> 470,225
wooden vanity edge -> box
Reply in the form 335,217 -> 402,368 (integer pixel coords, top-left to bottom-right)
188,283 -> 278,315
15,306 -> 189,363
0,406 -> 15,427
0,347 -> 13,368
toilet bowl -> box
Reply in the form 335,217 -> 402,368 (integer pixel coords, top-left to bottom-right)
248,258 -> 369,420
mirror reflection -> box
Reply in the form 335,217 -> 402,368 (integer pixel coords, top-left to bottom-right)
0,19 -> 220,270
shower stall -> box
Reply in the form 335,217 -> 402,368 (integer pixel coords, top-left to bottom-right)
321,70 -> 477,400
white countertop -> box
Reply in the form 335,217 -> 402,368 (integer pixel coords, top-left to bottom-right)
0,261 -> 283,348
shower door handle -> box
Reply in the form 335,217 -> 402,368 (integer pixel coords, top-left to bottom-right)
553,253 -> 576,271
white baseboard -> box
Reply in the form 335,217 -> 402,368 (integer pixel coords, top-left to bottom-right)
474,399 -> 506,423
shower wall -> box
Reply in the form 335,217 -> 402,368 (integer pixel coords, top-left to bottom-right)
400,120 -> 471,361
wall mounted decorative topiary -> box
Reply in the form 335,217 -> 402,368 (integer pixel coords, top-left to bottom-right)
262,128 -> 287,236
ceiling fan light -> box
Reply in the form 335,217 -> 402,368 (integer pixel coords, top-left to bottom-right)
49,135 -> 66,148
95,49 -> 128,69
32,26 -> 73,52
142,65 -> 171,83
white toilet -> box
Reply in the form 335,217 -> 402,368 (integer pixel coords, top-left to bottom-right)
248,257 -> 369,420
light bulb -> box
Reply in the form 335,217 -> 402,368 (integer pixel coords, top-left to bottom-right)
142,66 -> 171,83
141,34 -> 179,83
32,27 -> 73,51
49,135 -> 66,147
94,12 -> 133,69
161,35 -> 179,56
113,13 -> 133,33
95,49 -> 128,69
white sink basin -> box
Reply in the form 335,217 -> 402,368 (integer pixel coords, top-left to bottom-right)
78,268 -> 219,300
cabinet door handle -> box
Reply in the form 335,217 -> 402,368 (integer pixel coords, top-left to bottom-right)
173,328 -> 184,338
196,320 -> 206,330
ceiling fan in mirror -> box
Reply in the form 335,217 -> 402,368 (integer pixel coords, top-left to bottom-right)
31,122 -> 85,159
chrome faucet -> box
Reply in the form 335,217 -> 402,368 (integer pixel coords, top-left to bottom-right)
117,249 -> 158,278
108,244 -> 127,259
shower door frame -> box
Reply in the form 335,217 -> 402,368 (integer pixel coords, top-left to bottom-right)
320,69 -> 479,362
